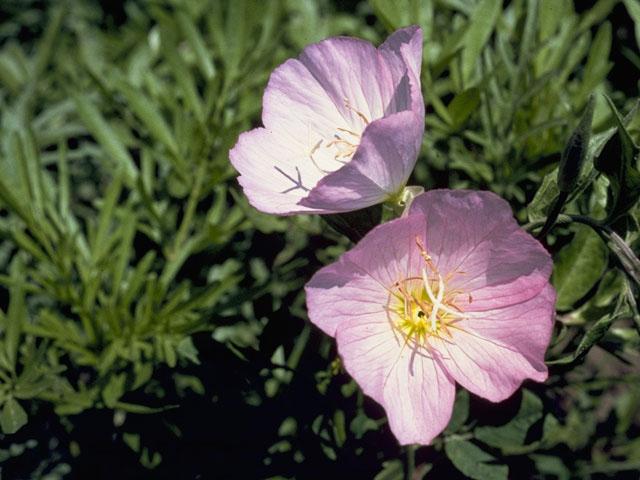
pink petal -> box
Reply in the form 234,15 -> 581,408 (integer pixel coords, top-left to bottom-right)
336,315 -> 456,445
299,37 -> 397,125
407,190 -> 553,310
435,284 -> 556,402
299,110 -> 423,212
305,214 -> 426,335
262,58 -> 348,144
229,128 -> 327,215
379,25 -> 424,118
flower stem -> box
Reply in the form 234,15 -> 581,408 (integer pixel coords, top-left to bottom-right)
535,191 -> 569,240
406,444 -> 416,480
526,212 -> 640,293
171,160 -> 206,258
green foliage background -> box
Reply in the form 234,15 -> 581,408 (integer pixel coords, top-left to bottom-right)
0,0 -> 639,478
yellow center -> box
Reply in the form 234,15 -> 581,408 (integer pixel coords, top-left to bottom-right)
385,237 -> 471,349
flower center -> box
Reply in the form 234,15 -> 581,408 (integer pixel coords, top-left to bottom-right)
385,237 -> 471,349
309,100 -> 370,173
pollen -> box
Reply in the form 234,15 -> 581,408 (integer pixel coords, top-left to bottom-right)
385,237 -> 471,349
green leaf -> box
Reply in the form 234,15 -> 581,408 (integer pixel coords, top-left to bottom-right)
163,337 -> 177,368
445,439 -> 508,480
33,5 -> 66,80
548,309 -> 621,366
444,389 -> 470,434
370,0 -> 433,36
573,22 -> 612,107
72,93 -> 138,184
474,390 -> 543,449
447,88 -> 481,129
461,0 -> 501,87
102,373 -> 126,408
177,337 -> 200,365
594,269 -> 624,307
527,169 -> 560,222
119,250 -> 156,310
332,409 -> 347,448
373,459 -> 404,480
176,11 -> 216,80
623,0 -> 640,52
110,73 -> 184,168
0,170 -> 32,223
111,401 -> 179,414
576,0 -> 617,35
349,411 -> 378,439
11,228 -> 49,263
90,175 -> 122,267
13,376 -> 57,400
594,96 -> 640,224
10,129 -> 47,220
159,26 -> 205,123
557,95 -> 595,193
5,258 -> 27,372
552,225 -> 608,310
614,390 -> 640,434
530,455 -> 570,480
0,397 -> 28,434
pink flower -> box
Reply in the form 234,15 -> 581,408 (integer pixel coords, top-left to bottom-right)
229,26 -> 424,215
305,190 -> 556,445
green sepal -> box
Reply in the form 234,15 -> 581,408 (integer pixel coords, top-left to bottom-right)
322,203 -> 382,244
557,94 -> 595,193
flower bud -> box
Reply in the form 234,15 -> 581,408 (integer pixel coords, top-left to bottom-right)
557,95 -> 596,193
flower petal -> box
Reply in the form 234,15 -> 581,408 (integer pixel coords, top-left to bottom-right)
299,110 -> 423,212
336,315 -> 456,445
379,25 -> 424,118
434,284 -> 556,402
262,58 -> 348,145
305,214 -> 426,335
300,37 -> 398,126
407,190 -> 553,310
229,128 -> 329,214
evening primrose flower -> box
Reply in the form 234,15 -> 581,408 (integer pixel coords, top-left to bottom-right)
229,26 -> 424,214
305,190 -> 556,445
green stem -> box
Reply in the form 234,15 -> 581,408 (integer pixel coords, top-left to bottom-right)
526,213 -> 640,294
170,161 -> 206,257
535,190 -> 569,240
406,444 -> 416,480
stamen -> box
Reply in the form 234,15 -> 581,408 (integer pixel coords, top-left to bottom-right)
343,100 -> 370,126
422,268 -> 444,331
415,236 -> 439,275
387,243 -> 473,348
325,137 -> 358,160
309,139 -> 330,174
336,127 -> 361,138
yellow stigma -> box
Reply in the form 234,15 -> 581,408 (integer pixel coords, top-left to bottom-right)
385,237 -> 471,349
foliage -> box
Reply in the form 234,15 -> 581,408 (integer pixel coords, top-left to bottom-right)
0,0 -> 638,478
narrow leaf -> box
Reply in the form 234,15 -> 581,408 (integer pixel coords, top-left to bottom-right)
176,11 -> 216,80
73,93 -> 138,184
461,0 -> 501,87
0,397 -> 28,434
